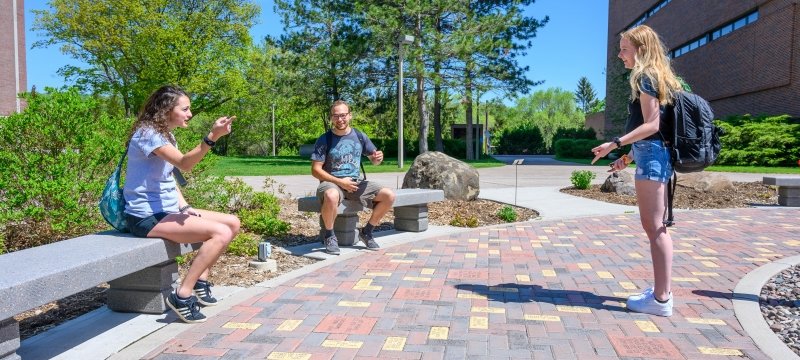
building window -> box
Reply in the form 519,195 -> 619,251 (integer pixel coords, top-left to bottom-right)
671,9 -> 758,58
628,0 -> 672,29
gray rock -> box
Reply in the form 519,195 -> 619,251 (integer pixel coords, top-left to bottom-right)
600,171 -> 636,196
402,152 -> 480,201
677,172 -> 734,192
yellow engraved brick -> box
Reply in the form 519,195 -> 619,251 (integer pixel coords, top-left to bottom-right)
383,336 -> 406,351
489,286 -> 518,293
322,340 -> 363,349
386,252 -> 407,256
596,271 -> 614,279
471,306 -> 505,314
511,246 -> 522,251
465,253 -> 477,259
701,261 -> 719,268
479,244 -> 489,249
524,314 -> 561,322
554,243 -> 575,247
390,259 -> 414,263
458,293 -> 487,300
489,239 -> 509,242
673,277 -> 700,282
629,253 -> 643,258
784,240 -> 800,246
635,320 -> 659,332
681,237 -> 701,241
544,229 -> 554,233
366,272 -> 392,277
691,272 -> 719,276
421,268 -> 435,275
276,319 -> 303,331
295,283 -> 323,288
674,249 -> 693,253
223,322 -> 261,330
698,347 -> 742,356
745,258 -> 770,262
429,326 -> 449,340
470,316 -> 489,329
516,274 -> 531,282
355,279 -> 373,287
702,248 -> 717,254
577,263 -> 592,270
714,228 -> 728,232
613,292 -> 639,297
600,229 -> 618,233
531,243 -> 543,248
354,285 -> 382,291
615,234 -> 635,237
758,236 -> 774,240
542,269 -> 556,277
338,301 -> 370,307
573,230 -> 584,235
558,236 -> 577,239
762,253 -> 783,257
403,276 -> 432,282
411,249 -> 432,253
687,318 -> 726,325
755,247 -> 774,253
693,256 -> 717,260
593,241 -> 605,246
488,249 -> 500,255
468,238 -> 479,243
556,305 -> 591,313
438,239 -> 457,243
538,236 -> 549,240
680,243 -> 694,248
267,353 -> 311,360
619,281 -> 636,290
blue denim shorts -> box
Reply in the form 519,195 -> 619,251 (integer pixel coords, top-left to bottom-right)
632,140 -> 673,183
126,212 -> 170,237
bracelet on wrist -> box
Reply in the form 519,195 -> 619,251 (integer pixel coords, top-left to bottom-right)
179,205 -> 192,213
621,154 -> 632,165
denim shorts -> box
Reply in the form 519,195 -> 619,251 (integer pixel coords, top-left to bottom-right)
126,212 -> 170,237
632,140 -> 673,183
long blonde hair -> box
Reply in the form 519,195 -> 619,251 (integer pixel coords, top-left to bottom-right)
620,25 -> 682,105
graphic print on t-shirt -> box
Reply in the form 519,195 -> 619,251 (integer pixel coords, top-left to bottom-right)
328,137 -> 362,178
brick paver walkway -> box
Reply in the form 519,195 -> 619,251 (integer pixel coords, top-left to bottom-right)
144,208 -> 799,359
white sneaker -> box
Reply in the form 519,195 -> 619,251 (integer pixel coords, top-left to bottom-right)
627,287 -> 654,302
626,291 -> 673,316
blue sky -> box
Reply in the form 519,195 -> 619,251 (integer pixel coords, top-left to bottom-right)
24,0 -> 608,99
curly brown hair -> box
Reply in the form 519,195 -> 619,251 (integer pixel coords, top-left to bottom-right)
127,85 -> 188,146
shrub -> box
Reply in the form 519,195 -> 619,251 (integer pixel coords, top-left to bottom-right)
0,88 -> 129,251
570,170 -> 596,189
553,127 -> 597,142
450,213 -> 478,227
497,206 -> 517,222
496,124 -> 546,155
553,139 -> 606,159
227,232 -> 261,257
716,115 -> 800,166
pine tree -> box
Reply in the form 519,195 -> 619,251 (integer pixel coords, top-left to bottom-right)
574,76 -> 598,114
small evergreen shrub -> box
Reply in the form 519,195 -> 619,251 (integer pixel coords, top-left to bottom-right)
497,206 -> 517,222
449,213 -> 479,228
553,139 -> 606,159
227,232 -> 261,257
570,170 -> 596,189
496,124 -> 546,155
716,114 -> 800,166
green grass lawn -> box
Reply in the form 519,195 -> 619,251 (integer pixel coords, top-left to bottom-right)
209,155 -> 505,176
556,157 -> 800,174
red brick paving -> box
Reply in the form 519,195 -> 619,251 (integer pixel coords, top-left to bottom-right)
145,208 -> 800,359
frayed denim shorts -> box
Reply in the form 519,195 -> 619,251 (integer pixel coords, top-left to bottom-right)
632,140 -> 673,183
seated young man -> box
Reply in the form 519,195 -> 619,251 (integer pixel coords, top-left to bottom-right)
310,100 -> 396,255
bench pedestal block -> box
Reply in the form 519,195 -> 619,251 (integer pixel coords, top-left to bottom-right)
394,205 -> 429,232
778,187 -> 800,206
319,214 -> 359,246
0,319 -> 20,360
107,261 -> 179,314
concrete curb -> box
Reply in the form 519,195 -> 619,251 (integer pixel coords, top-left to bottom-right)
733,255 -> 800,360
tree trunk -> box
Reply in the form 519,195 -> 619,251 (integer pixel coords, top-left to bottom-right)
416,14 -> 429,154
465,70 -> 474,161
433,78 -> 443,152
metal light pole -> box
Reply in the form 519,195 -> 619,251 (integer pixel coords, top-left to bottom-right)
271,103 -> 276,156
398,34 -> 414,169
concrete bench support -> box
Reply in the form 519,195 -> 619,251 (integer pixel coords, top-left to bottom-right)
0,233 -> 200,359
763,176 -> 800,206
299,188 -> 444,246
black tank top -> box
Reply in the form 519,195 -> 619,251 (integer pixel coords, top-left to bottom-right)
624,76 -> 672,142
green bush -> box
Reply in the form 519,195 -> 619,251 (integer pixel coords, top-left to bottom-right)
553,127 -> 597,142
497,206 -> 517,222
496,124 -> 546,154
227,232 -> 261,257
0,88 -> 129,251
553,139 -> 606,159
570,170 -> 596,189
450,213 -> 478,227
716,115 -> 800,166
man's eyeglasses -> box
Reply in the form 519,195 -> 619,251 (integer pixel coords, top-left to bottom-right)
331,112 -> 350,120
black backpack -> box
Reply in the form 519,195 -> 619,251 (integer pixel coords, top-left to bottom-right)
324,128 -> 368,180
661,91 -> 722,226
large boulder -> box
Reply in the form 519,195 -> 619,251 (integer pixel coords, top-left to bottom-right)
402,152 -> 480,201
601,171 -> 636,196
677,172 -> 734,192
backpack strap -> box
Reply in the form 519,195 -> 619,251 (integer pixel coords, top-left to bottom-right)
663,172 -> 676,227
324,128 -> 368,180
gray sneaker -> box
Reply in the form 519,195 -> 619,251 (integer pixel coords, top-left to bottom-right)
358,228 -> 380,250
324,234 -> 340,255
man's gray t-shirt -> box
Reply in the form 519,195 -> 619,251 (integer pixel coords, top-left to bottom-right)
311,129 -> 377,179
124,127 -> 180,217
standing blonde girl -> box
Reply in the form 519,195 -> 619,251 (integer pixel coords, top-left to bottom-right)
591,25 -> 683,316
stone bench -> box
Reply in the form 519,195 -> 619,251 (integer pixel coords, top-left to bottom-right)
763,176 -> 800,206
298,188 -> 445,245
0,232 -> 200,360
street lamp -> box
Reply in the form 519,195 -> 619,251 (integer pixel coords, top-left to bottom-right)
398,34 -> 414,169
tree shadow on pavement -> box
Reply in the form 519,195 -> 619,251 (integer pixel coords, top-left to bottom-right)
454,283 -> 627,312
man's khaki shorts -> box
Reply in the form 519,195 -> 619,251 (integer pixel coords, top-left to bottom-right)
316,180 -> 386,208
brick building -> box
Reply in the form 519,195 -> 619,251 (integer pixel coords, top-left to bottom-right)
0,0 -> 26,116
604,0 -> 800,135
